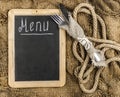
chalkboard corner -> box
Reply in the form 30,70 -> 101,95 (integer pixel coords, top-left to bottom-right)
8,9 -> 15,16
59,79 -> 66,87
8,80 -> 15,88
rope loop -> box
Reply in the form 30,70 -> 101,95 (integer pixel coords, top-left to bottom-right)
72,3 -> 120,93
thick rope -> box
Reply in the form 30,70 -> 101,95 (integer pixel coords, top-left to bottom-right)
72,3 -> 120,93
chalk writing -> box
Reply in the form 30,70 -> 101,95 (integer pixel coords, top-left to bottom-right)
18,18 -> 52,35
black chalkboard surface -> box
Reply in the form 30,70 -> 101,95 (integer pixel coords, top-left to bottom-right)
8,9 -> 66,88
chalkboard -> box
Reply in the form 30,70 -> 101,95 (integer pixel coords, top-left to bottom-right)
8,9 -> 66,88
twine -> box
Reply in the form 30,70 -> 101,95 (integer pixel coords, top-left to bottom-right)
72,3 -> 120,93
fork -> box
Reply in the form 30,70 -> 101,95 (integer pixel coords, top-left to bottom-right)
51,15 -> 68,27
51,14 -> 93,50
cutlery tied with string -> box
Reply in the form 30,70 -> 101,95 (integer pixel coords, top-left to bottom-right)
51,4 -> 106,67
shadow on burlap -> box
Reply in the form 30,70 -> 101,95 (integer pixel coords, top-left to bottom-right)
0,0 -> 120,97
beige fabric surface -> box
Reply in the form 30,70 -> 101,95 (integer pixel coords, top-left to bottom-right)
0,0 -> 120,97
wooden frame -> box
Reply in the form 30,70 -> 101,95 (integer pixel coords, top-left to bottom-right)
8,9 -> 66,88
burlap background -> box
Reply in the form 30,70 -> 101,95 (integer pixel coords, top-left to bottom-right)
0,0 -> 120,97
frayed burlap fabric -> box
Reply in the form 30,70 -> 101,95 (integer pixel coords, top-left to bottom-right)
0,0 -> 120,97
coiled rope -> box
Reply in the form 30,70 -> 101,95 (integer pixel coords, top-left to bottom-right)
72,3 -> 120,93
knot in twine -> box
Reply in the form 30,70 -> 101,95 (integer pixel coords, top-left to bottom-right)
72,3 -> 120,93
